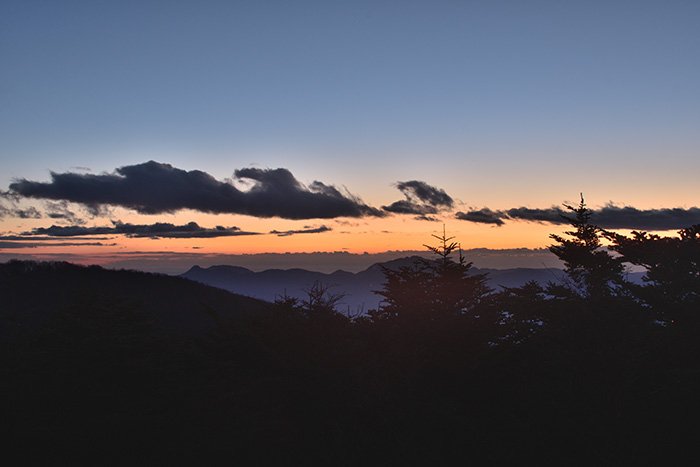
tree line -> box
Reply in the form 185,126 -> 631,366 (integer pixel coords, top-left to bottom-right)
282,195 -> 699,337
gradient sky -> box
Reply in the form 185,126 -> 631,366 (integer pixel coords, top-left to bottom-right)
1,0 -> 699,266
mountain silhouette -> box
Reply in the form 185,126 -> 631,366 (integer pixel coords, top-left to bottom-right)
182,256 -> 645,311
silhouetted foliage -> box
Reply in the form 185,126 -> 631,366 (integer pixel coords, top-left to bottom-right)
372,226 -> 491,321
605,224 -> 700,320
301,280 -> 347,315
370,259 -> 434,320
548,194 -> 626,299
490,280 -> 551,344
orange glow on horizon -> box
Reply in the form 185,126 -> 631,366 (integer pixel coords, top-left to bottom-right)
1,195 -> 695,262
0,215 -> 622,260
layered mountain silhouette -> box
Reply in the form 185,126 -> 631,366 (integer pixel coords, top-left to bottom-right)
181,256 -> 645,312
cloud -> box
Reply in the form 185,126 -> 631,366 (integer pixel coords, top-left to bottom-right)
414,214 -> 439,222
9,161 -> 383,220
0,191 -> 42,219
26,221 -> 260,239
45,200 -> 86,225
398,180 -> 453,207
269,225 -> 332,237
0,191 -> 105,222
503,206 -> 566,224
456,204 -> 700,230
0,241 -> 111,249
586,205 -> 700,230
455,208 -> 505,226
0,235 -> 113,241
11,206 -> 42,219
382,180 -> 453,217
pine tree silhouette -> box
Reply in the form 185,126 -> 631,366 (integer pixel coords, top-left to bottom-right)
374,226 -> 490,320
548,194 -> 626,299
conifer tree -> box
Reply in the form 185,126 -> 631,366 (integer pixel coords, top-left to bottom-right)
425,226 -> 491,315
548,195 -> 626,299
374,226 -> 491,320
605,224 -> 700,311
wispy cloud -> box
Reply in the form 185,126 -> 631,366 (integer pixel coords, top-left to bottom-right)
0,241 -> 112,249
383,181 -> 453,220
0,235 -> 114,241
0,191 -> 42,219
44,200 -> 86,225
269,225 -> 332,237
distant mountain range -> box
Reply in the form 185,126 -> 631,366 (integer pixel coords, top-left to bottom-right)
0,259 -> 646,329
182,256 -> 644,312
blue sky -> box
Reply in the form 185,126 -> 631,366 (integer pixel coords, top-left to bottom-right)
3,1 -> 699,192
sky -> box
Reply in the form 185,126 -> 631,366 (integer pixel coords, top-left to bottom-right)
1,0 -> 699,270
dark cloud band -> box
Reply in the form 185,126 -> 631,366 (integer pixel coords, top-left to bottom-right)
0,241 -> 110,249
456,204 -> 700,230
455,208 -> 505,226
26,221 -> 259,239
20,221 -> 335,239
9,161 -> 383,220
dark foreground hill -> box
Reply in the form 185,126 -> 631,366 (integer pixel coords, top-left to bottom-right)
2,260 -> 699,465
0,260 -> 272,338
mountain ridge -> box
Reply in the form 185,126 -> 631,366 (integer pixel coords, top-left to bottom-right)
180,256 -> 591,311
